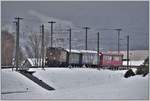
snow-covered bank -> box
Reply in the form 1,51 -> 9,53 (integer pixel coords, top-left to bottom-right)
1,68 -> 149,100
1,69 -> 49,99
123,60 -> 144,66
32,68 -> 124,90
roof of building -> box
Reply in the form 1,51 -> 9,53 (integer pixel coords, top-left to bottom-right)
22,58 -> 45,66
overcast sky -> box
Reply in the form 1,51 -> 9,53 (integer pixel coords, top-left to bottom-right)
1,1 -> 149,51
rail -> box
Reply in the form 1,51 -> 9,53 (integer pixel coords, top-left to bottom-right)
1,65 -> 141,69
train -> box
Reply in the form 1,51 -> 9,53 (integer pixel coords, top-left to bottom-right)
45,47 -> 123,68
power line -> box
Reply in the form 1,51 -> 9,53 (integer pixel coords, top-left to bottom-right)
94,28 -> 122,53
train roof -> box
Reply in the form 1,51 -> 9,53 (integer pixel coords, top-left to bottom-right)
65,49 -> 123,55
65,49 -> 81,53
47,47 -> 123,56
80,50 -> 97,53
100,52 -> 124,56
65,49 -> 97,54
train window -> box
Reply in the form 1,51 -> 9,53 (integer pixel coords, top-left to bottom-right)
50,52 -> 53,55
103,55 -> 112,61
113,56 -> 121,61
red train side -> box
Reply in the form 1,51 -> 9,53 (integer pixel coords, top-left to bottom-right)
99,52 -> 123,67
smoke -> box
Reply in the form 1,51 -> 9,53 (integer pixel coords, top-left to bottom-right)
1,24 -> 15,33
28,10 -> 75,29
3,10 -> 105,60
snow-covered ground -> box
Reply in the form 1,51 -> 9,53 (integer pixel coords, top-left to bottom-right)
123,60 -> 144,66
1,68 -> 149,100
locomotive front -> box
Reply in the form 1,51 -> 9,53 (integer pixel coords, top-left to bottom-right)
45,47 -> 68,67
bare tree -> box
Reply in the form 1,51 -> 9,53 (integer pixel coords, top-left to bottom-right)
44,31 -> 50,48
28,32 -> 41,67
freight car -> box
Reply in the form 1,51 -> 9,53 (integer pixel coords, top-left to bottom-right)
45,47 -> 123,68
66,49 -> 82,67
80,50 -> 98,67
45,48 -> 82,67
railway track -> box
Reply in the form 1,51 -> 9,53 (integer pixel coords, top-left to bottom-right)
1,65 -> 141,70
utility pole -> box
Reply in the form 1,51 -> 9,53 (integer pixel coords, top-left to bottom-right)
96,28 -> 122,53
14,17 -> 23,71
67,28 -> 72,66
13,21 -> 17,71
115,29 -> 122,54
48,21 -> 56,47
127,35 -> 130,68
41,24 -> 45,69
97,32 -> 100,66
83,27 -> 90,50
67,28 -> 72,53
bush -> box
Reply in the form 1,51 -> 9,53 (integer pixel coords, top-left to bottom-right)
136,67 -> 144,75
124,69 -> 135,78
136,65 -> 149,76
135,57 -> 149,77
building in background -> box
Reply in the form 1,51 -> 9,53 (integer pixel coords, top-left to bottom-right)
1,31 -> 15,66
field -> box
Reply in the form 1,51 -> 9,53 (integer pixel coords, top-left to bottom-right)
1,67 -> 149,100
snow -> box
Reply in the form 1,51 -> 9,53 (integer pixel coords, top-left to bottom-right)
66,49 -> 98,53
22,58 -> 46,66
80,50 -> 97,53
123,60 -> 144,66
1,69 -> 50,99
65,49 -> 81,53
1,67 -> 149,100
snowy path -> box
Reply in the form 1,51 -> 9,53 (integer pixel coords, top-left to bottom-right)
1,68 -> 149,100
